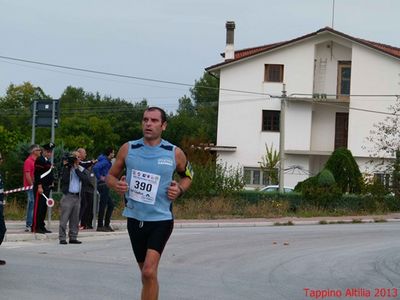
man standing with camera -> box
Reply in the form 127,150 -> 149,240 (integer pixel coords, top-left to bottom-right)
59,151 -> 89,245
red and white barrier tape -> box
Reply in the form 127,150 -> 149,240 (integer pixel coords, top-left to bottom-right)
4,185 -> 33,195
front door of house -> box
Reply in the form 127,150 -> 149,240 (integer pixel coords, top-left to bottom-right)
335,112 -> 348,149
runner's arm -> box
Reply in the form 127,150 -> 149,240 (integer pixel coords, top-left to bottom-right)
167,147 -> 192,200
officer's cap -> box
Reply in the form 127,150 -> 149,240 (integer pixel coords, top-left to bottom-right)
42,142 -> 56,151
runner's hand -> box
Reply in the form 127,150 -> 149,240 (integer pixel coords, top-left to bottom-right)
115,175 -> 128,195
167,180 -> 181,201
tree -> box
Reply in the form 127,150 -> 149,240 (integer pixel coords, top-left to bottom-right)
190,72 -> 219,143
0,82 -> 50,136
1,82 -> 48,109
0,126 -> 23,155
365,97 -> 400,160
364,96 -> 400,190
325,148 -> 363,193
58,86 -> 147,156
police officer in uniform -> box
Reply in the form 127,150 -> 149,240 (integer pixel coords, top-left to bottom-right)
32,142 -> 55,234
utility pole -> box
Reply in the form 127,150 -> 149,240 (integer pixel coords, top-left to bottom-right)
48,99 -> 58,225
31,100 -> 37,144
279,84 -> 286,193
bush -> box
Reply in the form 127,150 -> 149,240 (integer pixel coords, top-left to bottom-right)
325,148 -> 363,193
184,162 -> 245,199
234,190 -> 303,212
295,169 -> 342,209
318,169 -> 336,187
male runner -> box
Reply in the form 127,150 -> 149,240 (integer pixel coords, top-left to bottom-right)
106,107 -> 193,300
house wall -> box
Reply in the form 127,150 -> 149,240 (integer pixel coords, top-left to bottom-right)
217,40 -> 316,168
310,102 -> 349,151
285,102 -> 312,151
284,155 -> 310,187
310,104 -> 336,151
314,40 -> 352,96
348,45 -> 400,158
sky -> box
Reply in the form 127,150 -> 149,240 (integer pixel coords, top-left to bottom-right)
0,0 -> 399,113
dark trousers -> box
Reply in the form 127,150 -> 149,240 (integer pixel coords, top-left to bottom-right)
32,187 -> 49,232
97,184 -> 114,227
0,204 -> 6,245
80,191 -> 94,227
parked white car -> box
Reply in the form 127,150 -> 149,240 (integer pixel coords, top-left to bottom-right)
259,185 -> 294,193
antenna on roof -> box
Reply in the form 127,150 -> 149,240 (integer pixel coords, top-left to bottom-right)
331,0 -> 335,28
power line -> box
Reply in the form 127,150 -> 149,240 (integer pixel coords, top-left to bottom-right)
0,55 -> 271,97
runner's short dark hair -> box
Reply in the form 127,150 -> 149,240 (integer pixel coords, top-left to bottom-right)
146,107 -> 167,123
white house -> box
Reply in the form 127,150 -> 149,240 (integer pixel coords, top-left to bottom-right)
206,22 -> 400,189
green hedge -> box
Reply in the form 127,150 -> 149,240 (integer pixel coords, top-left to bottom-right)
233,190 -> 400,213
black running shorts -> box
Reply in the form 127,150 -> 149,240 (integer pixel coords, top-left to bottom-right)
127,218 -> 174,263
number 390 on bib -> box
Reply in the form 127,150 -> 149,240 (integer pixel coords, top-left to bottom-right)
129,169 -> 160,205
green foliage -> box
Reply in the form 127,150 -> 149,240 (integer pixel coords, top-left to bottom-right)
58,86 -> 146,156
164,72 -> 219,146
392,150 -> 400,197
183,162 -> 245,199
325,148 -> 363,193
190,72 -> 219,143
235,190 -> 303,212
0,126 -> 24,155
258,143 -> 279,185
0,82 -> 50,137
362,178 -> 390,197
317,169 -> 336,187
295,168 -> 342,209
1,142 -> 30,203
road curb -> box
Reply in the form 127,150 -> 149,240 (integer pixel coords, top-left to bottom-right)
4,217 -> 400,242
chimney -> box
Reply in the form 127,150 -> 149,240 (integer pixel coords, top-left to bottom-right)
225,21 -> 235,61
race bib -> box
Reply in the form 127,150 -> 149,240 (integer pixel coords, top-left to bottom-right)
129,169 -> 160,205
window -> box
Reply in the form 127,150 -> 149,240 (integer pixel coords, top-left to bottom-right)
374,173 -> 391,189
262,110 -> 280,131
337,61 -> 351,99
264,64 -> 284,82
244,167 -> 278,186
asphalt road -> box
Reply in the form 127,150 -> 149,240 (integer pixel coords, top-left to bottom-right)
1,223 -> 400,300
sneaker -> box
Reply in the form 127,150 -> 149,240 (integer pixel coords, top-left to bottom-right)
0,260 -> 6,265
25,226 -> 30,232
59,240 -> 67,245
69,239 -> 82,244
104,225 -> 115,232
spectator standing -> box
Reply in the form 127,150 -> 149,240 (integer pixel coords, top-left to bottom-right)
93,147 -> 115,232
106,107 -> 193,300
76,148 -> 96,229
59,151 -> 89,244
0,152 -> 6,265
23,144 -> 41,232
32,142 -> 55,234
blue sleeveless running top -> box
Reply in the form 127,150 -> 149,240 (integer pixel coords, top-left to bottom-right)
123,138 -> 176,221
